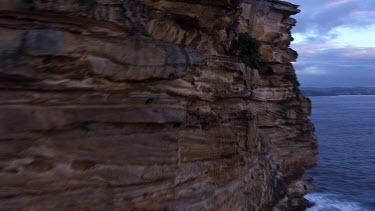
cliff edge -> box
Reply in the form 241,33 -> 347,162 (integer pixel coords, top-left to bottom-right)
0,0 -> 318,210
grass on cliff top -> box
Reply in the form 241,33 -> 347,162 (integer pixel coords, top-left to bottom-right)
230,33 -> 261,69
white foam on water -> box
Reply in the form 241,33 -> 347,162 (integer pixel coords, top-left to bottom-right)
306,193 -> 368,211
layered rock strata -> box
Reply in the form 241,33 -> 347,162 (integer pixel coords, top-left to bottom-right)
0,0 -> 318,210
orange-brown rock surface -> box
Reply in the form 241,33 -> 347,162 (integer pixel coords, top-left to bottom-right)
0,0 -> 318,210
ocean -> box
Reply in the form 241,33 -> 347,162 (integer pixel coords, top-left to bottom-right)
305,95 -> 375,211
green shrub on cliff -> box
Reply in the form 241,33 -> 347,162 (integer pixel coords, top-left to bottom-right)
285,74 -> 300,88
230,33 -> 261,69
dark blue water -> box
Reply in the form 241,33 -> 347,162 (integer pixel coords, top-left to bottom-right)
305,95 -> 375,211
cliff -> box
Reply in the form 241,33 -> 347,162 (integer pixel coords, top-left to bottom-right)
0,0 -> 318,210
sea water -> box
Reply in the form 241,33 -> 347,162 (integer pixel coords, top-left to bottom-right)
305,95 -> 375,211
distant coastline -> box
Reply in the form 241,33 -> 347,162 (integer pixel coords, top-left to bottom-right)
301,87 -> 375,96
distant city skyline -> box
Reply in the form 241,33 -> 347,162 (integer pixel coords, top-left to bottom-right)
288,0 -> 375,87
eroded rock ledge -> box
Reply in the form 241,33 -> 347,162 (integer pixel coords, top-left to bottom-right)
0,0 -> 317,210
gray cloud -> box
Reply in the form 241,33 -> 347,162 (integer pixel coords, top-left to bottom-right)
286,0 -> 375,87
289,0 -> 375,36
292,43 -> 375,87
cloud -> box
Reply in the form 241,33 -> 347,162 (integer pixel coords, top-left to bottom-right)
341,48 -> 375,58
300,66 -> 326,75
292,42 -> 375,87
293,42 -> 345,55
290,0 -> 375,36
286,0 -> 375,87
350,10 -> 375,19
325,0 -> 355,7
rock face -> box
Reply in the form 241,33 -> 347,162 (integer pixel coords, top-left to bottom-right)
0,0 -> 317,210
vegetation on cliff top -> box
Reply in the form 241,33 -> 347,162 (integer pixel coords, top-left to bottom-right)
230,33 -> 261,69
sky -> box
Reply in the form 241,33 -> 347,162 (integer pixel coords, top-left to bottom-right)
288,0 -> 375,87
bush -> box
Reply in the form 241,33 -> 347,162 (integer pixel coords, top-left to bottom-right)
230,33 -> 261,69
285,75 -> 300,88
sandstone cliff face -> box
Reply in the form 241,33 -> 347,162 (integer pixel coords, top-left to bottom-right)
0,0 -> 318,210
